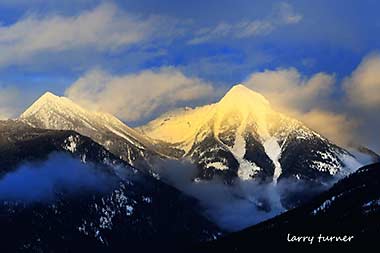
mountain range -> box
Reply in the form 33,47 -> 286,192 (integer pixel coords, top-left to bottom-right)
21,85 -> 362,187
0,84 -> 377,251
19,84 -> 365,211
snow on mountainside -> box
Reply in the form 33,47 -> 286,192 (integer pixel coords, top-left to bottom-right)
139,84 -> 361,184
20,92 -> 160,169
0,120 -> 125,175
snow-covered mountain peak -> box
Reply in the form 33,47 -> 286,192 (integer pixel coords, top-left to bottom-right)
219,84 -> 270,108
139,84 -> 359,182
140,85 -> 291,147
214,84 -> 276,138
21,91 -> 86,120
19,92 -> 159,166
21,92 -> 124,130
39,91 -> 57,100
216,84 -> 273,121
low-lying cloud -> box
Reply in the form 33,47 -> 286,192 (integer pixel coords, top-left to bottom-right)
65,67 -> 217,122
0,153 -> 115,202
154,159 -> 321,232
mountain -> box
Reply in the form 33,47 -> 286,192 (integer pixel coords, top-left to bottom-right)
139,85 -> 360,186
198,163 -> 380,251
0,120 -> 221,252
20,92 -> 161,172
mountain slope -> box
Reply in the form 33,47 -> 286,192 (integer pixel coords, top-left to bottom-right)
199,163 -> 380,251
0,119 -> 119,175
139,85 -> 360,185
20,92 -> 161,171
0,120 -> 221,252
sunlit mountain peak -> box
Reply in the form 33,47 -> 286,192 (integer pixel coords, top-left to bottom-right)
219,84 -> 270,107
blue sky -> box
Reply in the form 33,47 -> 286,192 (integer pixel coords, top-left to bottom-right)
0,0 -> 379,150
1,0 -> 378,88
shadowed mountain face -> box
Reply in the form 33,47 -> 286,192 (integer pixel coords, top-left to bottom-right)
0,120 -> 221,252
198,163 -> 380,251
0,120 -> 122,175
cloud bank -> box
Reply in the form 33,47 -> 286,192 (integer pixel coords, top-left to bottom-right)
65,67 -> 217,122
0,3 -> 180,67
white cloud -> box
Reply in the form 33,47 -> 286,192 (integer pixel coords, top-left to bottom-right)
344,52 -> 380,108
244,68 -> 335,112
341,52 -> 380,152
273,2 -> 303,24
242,68 -> 359,147
242,57 -> 380,151
292,110 -> 357,147
188,2 -> 302,44
0,3 -> 179,67
65,67 -> 216,122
